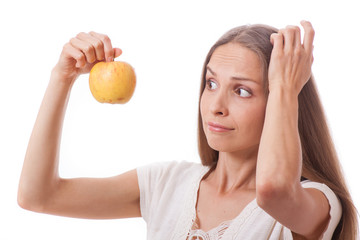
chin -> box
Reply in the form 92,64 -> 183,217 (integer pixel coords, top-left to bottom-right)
207,138 -> 238,153
207,137 -> 259,155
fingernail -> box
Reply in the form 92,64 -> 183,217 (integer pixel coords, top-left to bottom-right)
107,57 -> 113,62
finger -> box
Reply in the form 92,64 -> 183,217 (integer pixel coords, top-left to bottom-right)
70,37 -> 96,63
291,26 -> 301,47
63,43 -> 86,68
301,20 -> 315,53
89,32 -> 114,62
77,32 -> 105,61
270,32 -> 284,51
114,48 -> 122,58
281,27 -> 295,52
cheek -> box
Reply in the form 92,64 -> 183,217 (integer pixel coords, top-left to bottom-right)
199,93 -> 208,119
235,104 -> 266,137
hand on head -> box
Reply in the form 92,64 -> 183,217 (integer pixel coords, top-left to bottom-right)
268,21 -> 315,95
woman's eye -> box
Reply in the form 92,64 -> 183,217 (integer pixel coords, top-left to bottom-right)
206,79 -> 218,90
235,87 -> 252,97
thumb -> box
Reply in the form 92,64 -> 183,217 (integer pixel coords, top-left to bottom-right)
114,48 -> 122,59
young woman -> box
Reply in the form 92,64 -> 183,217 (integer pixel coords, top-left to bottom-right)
18,21 -> 358,239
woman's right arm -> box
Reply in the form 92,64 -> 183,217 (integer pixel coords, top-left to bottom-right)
17,32 -> 141,219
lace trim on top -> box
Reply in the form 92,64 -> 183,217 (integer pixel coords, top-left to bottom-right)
187,220 -> 233,240
170,165 -> 211,240
170,164 -> 259,240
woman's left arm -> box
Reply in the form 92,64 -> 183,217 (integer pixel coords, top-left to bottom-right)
256,21 -> 330,239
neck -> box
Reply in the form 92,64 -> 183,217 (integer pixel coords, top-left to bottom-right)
208,146 -> 258,194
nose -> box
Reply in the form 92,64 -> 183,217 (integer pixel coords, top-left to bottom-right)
210,90 -> 229,117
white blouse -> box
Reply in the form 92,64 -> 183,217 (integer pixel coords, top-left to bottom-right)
137,161 -> 341,240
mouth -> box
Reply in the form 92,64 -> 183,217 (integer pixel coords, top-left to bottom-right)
207,121 -> 235,133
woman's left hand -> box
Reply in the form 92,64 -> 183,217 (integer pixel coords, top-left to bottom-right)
268,21 -> 315,95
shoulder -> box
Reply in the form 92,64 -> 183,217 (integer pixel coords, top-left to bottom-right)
300,180 -> 342,238
136,160 -> 209,193
137,160 -> 206,180
270,181 -> 342,240
301,180 -> 342,219
292,180 -> 342,239
136,160 -> 209,223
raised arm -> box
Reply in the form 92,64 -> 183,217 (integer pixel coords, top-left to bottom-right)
256,21 -> 330,238
17,32 -> 141,219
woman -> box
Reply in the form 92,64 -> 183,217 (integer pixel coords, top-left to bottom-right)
18,21 -> 358,239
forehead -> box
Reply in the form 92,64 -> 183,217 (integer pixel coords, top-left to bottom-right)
207,42 -> 263,81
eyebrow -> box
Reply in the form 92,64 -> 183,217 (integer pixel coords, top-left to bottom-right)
206,66 -> 260,85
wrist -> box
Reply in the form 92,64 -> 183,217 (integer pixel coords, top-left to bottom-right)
267,86 -> 299,109
50,65 -> 78,87
269,83 -> 298,99
266,85 -> 300,131
49,69 -> 75,91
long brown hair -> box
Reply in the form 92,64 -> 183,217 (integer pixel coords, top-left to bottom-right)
197,24 -> 358,239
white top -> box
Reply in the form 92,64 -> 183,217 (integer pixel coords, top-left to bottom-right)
137,161 -> 342,240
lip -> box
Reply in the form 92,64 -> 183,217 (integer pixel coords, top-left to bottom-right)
207,121 -> 235,132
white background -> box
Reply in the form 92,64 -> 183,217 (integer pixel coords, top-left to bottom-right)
1,0 -> 359,239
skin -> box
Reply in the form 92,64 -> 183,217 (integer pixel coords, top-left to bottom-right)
198,43 -> 266,231
199,21 -> 329,239
201,43 -> 267,157
18,21 -> 330,239
17,32 -> 141,219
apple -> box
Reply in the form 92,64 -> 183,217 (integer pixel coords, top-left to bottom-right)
89,61 -> 136,104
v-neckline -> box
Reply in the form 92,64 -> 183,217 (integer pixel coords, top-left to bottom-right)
170,164 -> 259,240
191,165 -> 258,234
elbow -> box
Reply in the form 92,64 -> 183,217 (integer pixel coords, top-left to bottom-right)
17,185 -> 46,213
17,189 -> 32,211
256,179 -> 295,210
17,191 -> 32,211
17,191 -> 37,212
256,180 -> 276,210
17,173 -> 61,213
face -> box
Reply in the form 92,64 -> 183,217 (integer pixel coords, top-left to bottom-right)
200,42 -> 267,156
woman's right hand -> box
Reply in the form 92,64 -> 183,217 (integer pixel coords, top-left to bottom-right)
18,31 -> 141,220
52,32 -> 122,84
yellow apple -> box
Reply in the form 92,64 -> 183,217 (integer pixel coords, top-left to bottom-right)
89,61 -> 136,104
